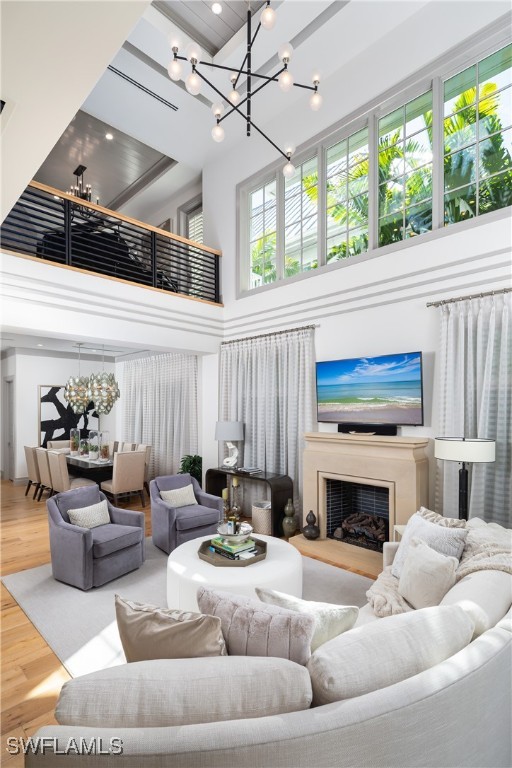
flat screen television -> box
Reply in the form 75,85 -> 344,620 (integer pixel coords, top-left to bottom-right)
316,351 -> 424,428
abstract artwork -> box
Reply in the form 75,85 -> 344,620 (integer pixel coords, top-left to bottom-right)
38,385 -> 98,447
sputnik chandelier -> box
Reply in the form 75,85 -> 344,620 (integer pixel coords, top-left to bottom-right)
167,1 -> 323,178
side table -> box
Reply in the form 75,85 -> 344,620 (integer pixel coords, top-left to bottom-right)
205,467 -> 293,537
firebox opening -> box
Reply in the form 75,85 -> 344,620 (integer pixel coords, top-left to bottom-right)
326,479 -> 389,553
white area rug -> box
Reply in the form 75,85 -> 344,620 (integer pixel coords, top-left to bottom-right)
2,539 -> 373,678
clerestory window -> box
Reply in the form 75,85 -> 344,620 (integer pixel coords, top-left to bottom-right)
238,39 -> 511,295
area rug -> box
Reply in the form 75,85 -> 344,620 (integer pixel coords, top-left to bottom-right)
1,539 -> 373,678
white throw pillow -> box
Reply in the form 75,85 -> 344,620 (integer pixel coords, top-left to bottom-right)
160,484 -> 197,508
56,656 -> 312,728
67,499 -> 110,529
440,570 -> 512,638
391,512 -> 468,579
256,588 -> 359,652
398,538 -> 458,609
307,605 -> 474,705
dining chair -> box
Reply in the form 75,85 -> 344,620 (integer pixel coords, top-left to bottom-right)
100,451 -> 146,507
48,451 -> 97,494
136,444 -> 152,497
118,442 -> 136,452
47,440 -> 71,449
35,448 -> 53,501
24,446 -> 41,499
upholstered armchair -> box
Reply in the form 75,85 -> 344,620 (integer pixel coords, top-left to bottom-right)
150,473 -> 222,555
47,485 -> 145,590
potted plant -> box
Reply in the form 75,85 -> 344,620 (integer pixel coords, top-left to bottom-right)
179,454 -> 202,486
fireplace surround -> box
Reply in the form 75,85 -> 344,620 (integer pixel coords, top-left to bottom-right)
293,433 -> 429,576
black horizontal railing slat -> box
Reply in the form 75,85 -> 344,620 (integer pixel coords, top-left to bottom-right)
1,183 -> 221,303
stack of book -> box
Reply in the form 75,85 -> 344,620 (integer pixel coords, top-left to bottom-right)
209,536 -> 258,560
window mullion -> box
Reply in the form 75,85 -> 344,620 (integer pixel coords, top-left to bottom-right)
368,112 -> 379,251
432,76 -> 444,230
318,146 -> 327,267
276,170 -> 285,281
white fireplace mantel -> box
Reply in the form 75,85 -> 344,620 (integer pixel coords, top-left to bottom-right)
298,433 -> 430,575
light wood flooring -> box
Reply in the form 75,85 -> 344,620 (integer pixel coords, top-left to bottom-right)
0,480 -> 150,766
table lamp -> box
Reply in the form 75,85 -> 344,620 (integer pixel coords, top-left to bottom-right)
434,437 -> 496,519
215,421 -> 244,468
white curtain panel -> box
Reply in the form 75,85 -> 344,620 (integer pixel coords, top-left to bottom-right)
219,327 -> 316,516
436,292 -> 511,526
122,354 -> 198,477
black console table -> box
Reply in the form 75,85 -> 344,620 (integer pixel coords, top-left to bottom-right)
205,467 -> 293,538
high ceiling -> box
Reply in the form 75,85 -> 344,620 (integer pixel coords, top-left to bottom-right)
2,0 -> 510,357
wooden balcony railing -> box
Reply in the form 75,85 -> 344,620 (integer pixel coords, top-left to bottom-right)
0,181 -> 221,304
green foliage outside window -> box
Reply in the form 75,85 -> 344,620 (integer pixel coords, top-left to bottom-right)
443,45 -> 512,223
247,44 -> 511,291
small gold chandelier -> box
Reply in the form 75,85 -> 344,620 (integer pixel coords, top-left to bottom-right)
64,343 -> 90,414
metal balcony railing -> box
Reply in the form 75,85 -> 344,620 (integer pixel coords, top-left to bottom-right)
0,181 -> 221,304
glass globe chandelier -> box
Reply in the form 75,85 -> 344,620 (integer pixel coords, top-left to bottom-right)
168,0 -> 322,178
87,346 -> 120,415
63,343 -> 90,414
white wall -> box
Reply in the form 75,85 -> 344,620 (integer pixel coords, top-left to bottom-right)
200,9 -> 512,507
10,351 -> 116,479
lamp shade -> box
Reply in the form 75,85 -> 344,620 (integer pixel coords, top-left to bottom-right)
215,421 -> 244,441
434,437 -> 495,463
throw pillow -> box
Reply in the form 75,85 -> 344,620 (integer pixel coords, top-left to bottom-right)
67,499 -> 110,529
55,656 -> 312,728
398,538 -> 458,609
197,587 -> 315,666
256,587 -> 359,651
115,595 -> 227,662
308,604 -> 474,705
391,512 -> 468,579
440,570 -> 512,638
417,506 -> 467,528
160,484 -> 197,508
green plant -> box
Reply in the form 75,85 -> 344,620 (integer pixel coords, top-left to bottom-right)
179,454 -> 202,486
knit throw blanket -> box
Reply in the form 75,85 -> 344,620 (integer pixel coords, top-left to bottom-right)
367,517 -> 512,618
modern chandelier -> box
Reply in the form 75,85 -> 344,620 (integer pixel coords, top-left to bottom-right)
167,0 -> 322,178
64,344 -> 120,416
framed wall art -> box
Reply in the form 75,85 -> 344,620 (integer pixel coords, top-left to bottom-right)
38,385 -> 98,447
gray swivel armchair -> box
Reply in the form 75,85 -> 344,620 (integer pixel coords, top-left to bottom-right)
47,485 -> 145,590
150,473 -> 222,555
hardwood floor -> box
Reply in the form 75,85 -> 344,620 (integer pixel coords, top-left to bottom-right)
0,480 -> 150,765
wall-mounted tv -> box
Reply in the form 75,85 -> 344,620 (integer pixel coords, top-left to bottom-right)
316,351 -> 424,427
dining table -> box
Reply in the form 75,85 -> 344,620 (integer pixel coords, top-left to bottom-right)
66,454 -> 114,484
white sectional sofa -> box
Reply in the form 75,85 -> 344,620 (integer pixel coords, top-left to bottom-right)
27,522 -> 512,768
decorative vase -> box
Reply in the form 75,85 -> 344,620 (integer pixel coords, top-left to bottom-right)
99,431 -> 110,462
70,428 -> 80,456
88,430 -> 99,461
282,498 -> 297,539
79,439 -> 89,457
303,510 -> 320,540
230,477 -> 242,520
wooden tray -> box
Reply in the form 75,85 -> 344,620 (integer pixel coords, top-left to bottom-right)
198,538 -> 267,567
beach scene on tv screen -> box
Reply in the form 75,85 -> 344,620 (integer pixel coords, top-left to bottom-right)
317,352 -> 423,424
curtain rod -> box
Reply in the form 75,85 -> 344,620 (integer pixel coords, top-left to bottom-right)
426,287 -> 511,308
221,324 -> 318,346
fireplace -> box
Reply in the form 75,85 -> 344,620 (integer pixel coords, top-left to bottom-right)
326,479 -> 389,552
294,433 -> 429,576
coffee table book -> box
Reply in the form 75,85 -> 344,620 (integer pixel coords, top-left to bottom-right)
198,538 -> 267,567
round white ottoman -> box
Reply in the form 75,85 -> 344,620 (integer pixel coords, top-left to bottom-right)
167,534 -> 303,612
